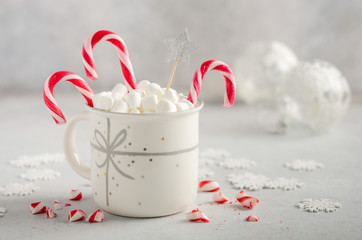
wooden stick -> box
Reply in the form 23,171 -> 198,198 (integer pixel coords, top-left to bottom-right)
166,60 -> 178,92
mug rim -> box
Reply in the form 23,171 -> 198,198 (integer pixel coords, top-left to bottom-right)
86,100 -> 204,117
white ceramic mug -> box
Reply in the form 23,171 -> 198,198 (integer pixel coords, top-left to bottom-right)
63,101 -> 203,217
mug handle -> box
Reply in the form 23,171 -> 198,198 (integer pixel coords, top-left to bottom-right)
63,111 -> 91,180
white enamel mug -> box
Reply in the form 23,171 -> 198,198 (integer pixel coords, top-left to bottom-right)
63,101 -> 203,217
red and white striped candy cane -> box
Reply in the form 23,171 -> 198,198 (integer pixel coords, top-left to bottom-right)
82,30 -> 137,91
43,71 -> 94,125
188,60 -> 236,107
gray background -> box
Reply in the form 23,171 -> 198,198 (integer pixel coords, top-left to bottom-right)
0,0 -> 361,98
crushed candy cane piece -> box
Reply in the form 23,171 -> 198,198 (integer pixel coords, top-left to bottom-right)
187,208 -> 210,223
53,201 -> 61,210
86,209 -> 104,223
65,203 -> 72,207
199,181 -> 220,192
212,192 -> 229,204
46,208 -> 57,218
68,210 -> 86,222
30,202 -> 46,214
69,190 -> 82,200
246,215 -> 259,222
236,191 -> 259,209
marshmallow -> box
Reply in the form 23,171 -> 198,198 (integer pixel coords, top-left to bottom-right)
69,189 -> 82,201
236,191 -> 259,209
146,83 -> 164,99
30,201 -> 46,215
199,180 -> 220,192
46,208 -> 57,219
129,108 -> 140,114
132,89 -> 146,97
181,98 -> 195,109
212,192 -> 229,204
111,99 -> 129,113
93,92 -> 114,111
187,208 -> 210,223
175,102 -> 189,112
163,88 -> 178,103
111,83 -> 128,97
125,91 -> 142,110
68,210 -> 86,222
137,80 -> 151,90
156,99 -> 177,113
142,95 -> 158,112
86,209 -> 104,223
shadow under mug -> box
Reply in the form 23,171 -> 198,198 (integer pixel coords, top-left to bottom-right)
63,101 -> 203,217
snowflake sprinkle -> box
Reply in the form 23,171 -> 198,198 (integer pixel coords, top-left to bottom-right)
227,172 -> 304,191
217,158 -> 256,170
20,169 -> 61,181
284,159 -> 324,171
0,183 -> 40,196
198,168 -> 215,180
199,148 -> 231,167
9,153 -> 65,168
296,199 -> 341,213
0,207 -> 7,217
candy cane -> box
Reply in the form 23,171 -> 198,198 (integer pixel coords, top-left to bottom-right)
43,71 -> 94,125
188,60 -> 236,107
82,30 -> 137,91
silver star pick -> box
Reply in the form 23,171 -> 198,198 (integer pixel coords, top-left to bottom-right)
164,28 -> 197,67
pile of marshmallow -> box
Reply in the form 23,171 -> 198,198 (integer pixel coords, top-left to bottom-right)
92,80 -> 195,114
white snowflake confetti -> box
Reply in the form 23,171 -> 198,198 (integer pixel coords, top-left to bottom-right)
0,183 -> 40,196
199,148 -> 231,167
284,159 -> 324,171
217,158 -> 256,169
198,168 -> 215,180
227,172 -> 304,191
296,199 -> 341,213
20,169 -> 61,181
9,153 -> 65,168
0,207 -> 7,217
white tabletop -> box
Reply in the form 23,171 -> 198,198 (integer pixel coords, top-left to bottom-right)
0,93 -> 361,240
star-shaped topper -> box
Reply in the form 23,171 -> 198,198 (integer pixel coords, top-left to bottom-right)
164,28 -> 197,67
164,28 -> 197,90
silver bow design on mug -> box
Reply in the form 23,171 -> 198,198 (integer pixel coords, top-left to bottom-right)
91,118 -> 134,206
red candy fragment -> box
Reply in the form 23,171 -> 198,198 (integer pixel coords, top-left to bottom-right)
68,210 -> 86,222
236,191 -> 259,209
30,202 -> 46,215
65,203 -> 72,207
86,209 -> 104,223
212,192 -> 229,204
53,200 -> 61,210
199,181 -> 220,192
46,208 -> 57,219
69,190 -> 82,201
246,215 -> 259,222
187,208 -> 210,223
